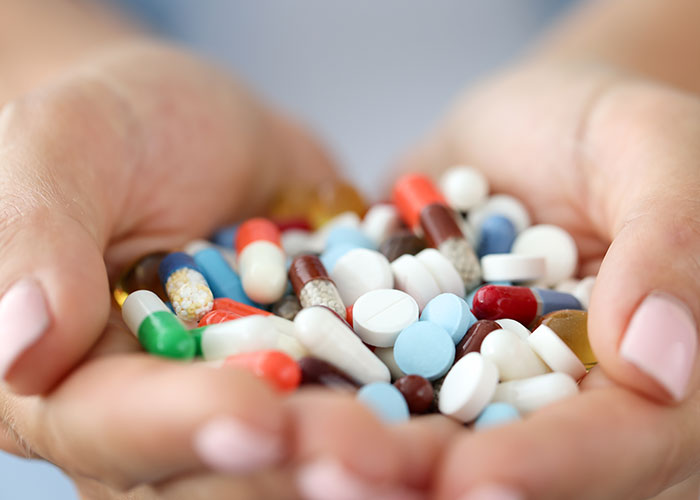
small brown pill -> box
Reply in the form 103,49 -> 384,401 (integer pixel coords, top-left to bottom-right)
455,320 -> 502,361
298,356 -> 359,392
379,230 -> 426,262
394,375 -> 434,414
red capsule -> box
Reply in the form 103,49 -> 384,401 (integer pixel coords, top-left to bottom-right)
298,356 -> 359,392
419,203 -> 463,248
224,350 -> 301,392
455,319 -> 502,361
393,174 -> 446,229
198,309 -> 239,327
471,285 -> 538,325
212,297 -> 271,317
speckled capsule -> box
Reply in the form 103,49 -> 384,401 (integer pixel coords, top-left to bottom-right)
158,252 -> 214,322
289,255 -> 346,319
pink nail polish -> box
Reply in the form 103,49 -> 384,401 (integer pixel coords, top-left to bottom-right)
459,484 -> 525,500
0,278 -> 50,379
620,292 -> 698,401
193,417 -> 284,474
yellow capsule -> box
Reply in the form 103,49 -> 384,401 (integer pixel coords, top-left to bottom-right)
308,180 -> 367,229
539,309 -> 597,369
112,252 -> 169,307
267,184 -> 317,222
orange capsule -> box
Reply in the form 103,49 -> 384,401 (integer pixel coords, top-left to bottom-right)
212,298 -> 271,317
393,173 -> 445,230
346,304 -> 354,326
224,350 -> 301,392
235,218 -> 282,254
198,309 -> 239,327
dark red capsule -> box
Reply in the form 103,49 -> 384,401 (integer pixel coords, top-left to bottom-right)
379,230 -> 426,262
298,356 -> 359,392
394,375 -> 434,414
455,320 -> 502,361
471,285 -> 538,325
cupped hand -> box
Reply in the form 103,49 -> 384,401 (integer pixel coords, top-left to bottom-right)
405,63 -> 700,499
0,42 -> 456,499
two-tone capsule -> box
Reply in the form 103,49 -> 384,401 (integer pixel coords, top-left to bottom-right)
158,252 -> 214,322
235,218 -> 287,304
289,254 -> 346,319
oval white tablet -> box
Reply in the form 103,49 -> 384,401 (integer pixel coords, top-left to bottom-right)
439,166 -> 490,211
353,289 -> 419,347
238,241 -> 287,304
330,248 -> 394,305
390,254 -> 441,311
415,248 -> 464,297
361,204 -> 401,246
495,318 -> 531,341
480,329 -> 549,381
492,372 -> 579,414
480,254 -> 546,282
512,224 -> 578,287
528,324 -> 587,380
438,352 -> 499,423
468,194 -> 531,234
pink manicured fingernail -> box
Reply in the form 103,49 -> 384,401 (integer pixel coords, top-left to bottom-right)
297,458 -> 423,500
0,279 -> 50,379
193,417 -> 284,474
459,484 -> 525,500
620,292 -> 698,401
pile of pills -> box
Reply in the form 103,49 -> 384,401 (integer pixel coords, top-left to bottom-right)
115,166 -> 597,429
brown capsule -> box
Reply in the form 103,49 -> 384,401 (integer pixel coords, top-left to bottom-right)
289,255 -> 346,318
298,356 -> 359,392
394,375 -> 434,414
379,230 -> 426,262
455,320 -> 502,361
539,309 -> 596,368
112,251 -> 168,307
289,254 -> 331,295
419,203 -> 463,248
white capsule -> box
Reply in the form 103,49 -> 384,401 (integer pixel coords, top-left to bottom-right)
361,204 -> 401,246
294,306 -> 390,384
495,318 -> 531,341
492,372 -> 579,414
374,346 -> 406,380
415,248 -> 464,297
439,166 -> 490,211
238,240 -> 287,304
200,315 -> 298,361
572,276 -> 595,309
352,289 -> 419,347
480,329 -> 549,381
512,224 -> 578,287
480,254 -> 546,283
468,194 -> 531,234
438,352 -> 499,423
122,290 -> 173,336
528,324 -> 587,380
390,254 -> 441,311
330,248 -> 394,305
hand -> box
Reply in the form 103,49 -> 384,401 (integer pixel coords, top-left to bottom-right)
405,63 -> 700,499
0,42 -> 456,499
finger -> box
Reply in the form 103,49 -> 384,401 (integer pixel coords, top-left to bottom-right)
434,386 -> 700,500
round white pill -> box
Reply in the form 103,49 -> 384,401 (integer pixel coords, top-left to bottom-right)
512,224 -> 578,287
415,248 -> 464,297
353,289 -> 419,347
480,329 -> 549,381
528,324 -> 587,380
493,372 -> 579,414
480,254 -> 546,282
439,166 -> 490,211
331,248 -> 394,305
495,318 -> 531,341
361,204 -> 401,246
391,254 -> 441,311
438,352 -> 499,423
468,194 -> 531,234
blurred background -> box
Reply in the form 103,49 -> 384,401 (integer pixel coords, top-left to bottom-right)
0,0 -> 574,498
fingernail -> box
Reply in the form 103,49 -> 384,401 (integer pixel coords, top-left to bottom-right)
620,292 -> 698,401
297,458 -> 423,500
0,278 -> 50,379
458,484 -> 525,500
193,417 -> 284,474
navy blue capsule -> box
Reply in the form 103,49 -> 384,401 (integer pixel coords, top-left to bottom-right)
478,215 -> 516,257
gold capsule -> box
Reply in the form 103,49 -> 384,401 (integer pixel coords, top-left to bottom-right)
112,252 -> 168,307
539,309 -> 597,368
308,180 -> 367,229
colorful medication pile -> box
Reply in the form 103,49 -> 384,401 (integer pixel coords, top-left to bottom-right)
116,167 -> 597,428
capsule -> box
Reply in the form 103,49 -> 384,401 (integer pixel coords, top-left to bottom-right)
378,229 -> 427,262
536,309 -> 596,368
211,297 -> 271,317
158,252 -> 214,322
198,309 -> 238,327
235,218 -> 287,304
112,252 -> 168,307
471,285 -> 583,326
223,350 -> 301,392
289,254 -> 346,319
192,247 -> 255,306
122,290 -> 196,359
298,356 -> 359,392
392,173 -> 446,230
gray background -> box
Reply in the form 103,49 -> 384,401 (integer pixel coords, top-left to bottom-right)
0,1 -> 573,498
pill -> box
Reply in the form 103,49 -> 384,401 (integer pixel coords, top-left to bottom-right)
438,352 -> 499,423
308,180 -> 366,229
294,306 -> 390,384
492,372 -> 579,414
289,255 -> 346,319
298,356 -> 359,391
313,211 -> 362,249
210,224 -> 239,248
420,293 -> 476,344
198,309 -> 238,327
480,329 -> 549,381
572,276 -> 595,309
122,290 -> 196,359
235,218 -> 288,304
394,321 -> 455,381
330,248 -> 394,305
455,319 -> 502,361
352,289 -> 419,347
415,248 -> 464,297
325,226 -> 376,252
211,297 -> 272,317
357,382 -> 410,424
223,350 -> 301,392
537,310 -> 596,368
480,254 -> 546,283
512,224 -> 578,286
113,252 -> 168,307
374,346 -> 406,380
472,285 -> 582,326
281,229 -> 319,256
192,247 -> 256,306
158,252 -> 214,322
528,324 -> 587,380
468,194 -> 531,234
391,254 -> 441,311
393,173 -> 446,229
419,203 -> 481,290
439,166 -> 489,211
473,402 -> 521,431
393,375 -> 434,414
477,215 -> 517,257
272,294 -> 303,320
379,230 -> 427,262
495,318 -> 531,341
319,243 -> 358,273
361,204 -> 401,246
